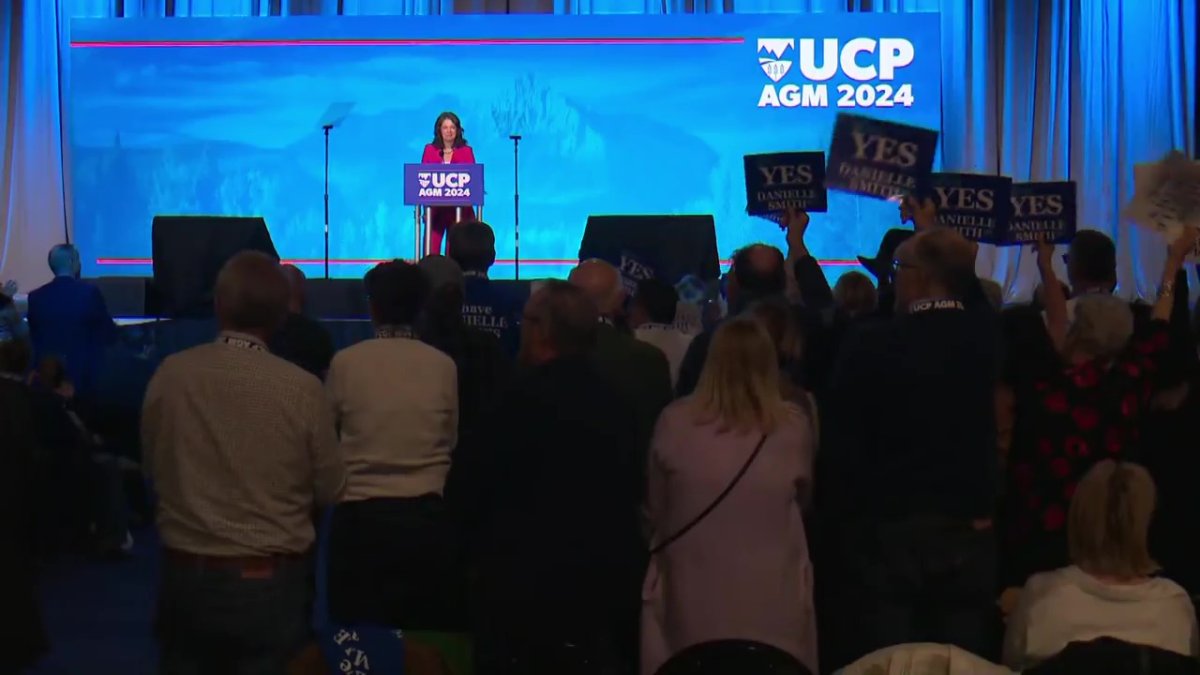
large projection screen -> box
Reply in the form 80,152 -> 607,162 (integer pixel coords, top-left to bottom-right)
69,13 -> 941,280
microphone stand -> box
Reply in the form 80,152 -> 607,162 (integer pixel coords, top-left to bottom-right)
322,124 -> 332,279
510,134 -> 521,280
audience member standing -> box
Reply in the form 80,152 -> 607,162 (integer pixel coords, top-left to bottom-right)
142,251 -> 345,674
641,317 -> 817,675
1143,277 -> 1200,597
1002,232 -> 1198,590
417,255 -> 511,453
676,244 -> 789,397
0,282 -> 27,344
26,244 -> 117,398
1064,230 -> 1119,303
830,271 -> 879,319
325,260 -> 462,629
0,333 -> 48,673
447,220 -> 526,357
447,281 -> 645,675
827,227 -> 1000,665
1003,460 -> 1199,670
782,206 -> 900,401
999,232 -> 1123,419
629,277 -> 694,389
569,259 -> 673,472
29,354 -> 133,558
269,264 -> 335,379
748,298 -> 814,413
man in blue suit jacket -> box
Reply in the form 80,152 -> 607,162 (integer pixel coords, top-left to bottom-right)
26,244 -> 117,397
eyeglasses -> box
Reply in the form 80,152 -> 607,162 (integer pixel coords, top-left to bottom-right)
892,258 -> 920,271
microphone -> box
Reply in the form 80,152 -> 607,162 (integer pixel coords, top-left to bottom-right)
509,134 -> 522,140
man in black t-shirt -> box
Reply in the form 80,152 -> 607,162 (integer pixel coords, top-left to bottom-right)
828,227 -> 1001,665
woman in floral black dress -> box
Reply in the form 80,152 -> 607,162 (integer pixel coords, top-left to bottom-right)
1001,230 -> 1200,591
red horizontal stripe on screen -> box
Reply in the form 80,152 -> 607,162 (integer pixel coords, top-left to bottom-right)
95,257 -> 861,267
71,36 -> 744,48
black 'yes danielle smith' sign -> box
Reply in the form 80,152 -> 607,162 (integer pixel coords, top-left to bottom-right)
744,151 -> 828,216
825,113 -> 939,201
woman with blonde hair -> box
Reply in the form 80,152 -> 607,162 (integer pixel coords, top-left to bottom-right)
1003,459 -> 1199,669
641,317 -> 817,675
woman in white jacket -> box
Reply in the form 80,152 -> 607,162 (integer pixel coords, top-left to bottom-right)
1003,459 -> 1199,670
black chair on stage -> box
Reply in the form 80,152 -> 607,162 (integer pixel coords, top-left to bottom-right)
654,640 -> 812,675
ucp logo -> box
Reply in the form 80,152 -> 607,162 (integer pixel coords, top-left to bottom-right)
756,37 -> 915,82
757,38 -> 795,83
430,172 -> 471,189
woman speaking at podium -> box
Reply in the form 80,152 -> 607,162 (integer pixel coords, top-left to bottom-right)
421,111 -> 476,255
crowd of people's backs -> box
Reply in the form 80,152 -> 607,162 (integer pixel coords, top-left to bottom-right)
5,206 -> 1200,675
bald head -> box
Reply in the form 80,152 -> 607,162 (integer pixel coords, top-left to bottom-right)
729,244 -> 786,311
215,251 -> 289,336
893,228 -> 977,311
281,264 -> 306,313
568,259 -> 624,318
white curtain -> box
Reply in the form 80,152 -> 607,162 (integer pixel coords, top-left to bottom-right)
859,0 -> 1197,302
0,0 -> 71,292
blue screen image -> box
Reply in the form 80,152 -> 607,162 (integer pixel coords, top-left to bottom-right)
69,13 -> 941,280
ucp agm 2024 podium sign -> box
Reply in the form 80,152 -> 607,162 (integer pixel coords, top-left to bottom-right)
403,162 -> 485,257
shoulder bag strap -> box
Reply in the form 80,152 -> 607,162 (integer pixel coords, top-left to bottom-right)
649,433 -> 768,556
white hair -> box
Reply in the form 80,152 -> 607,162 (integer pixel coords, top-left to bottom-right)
1067,294 -> 1134,360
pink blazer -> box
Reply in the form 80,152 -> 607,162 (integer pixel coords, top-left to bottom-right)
422,144 -> 476,165
420,144 -> 478,245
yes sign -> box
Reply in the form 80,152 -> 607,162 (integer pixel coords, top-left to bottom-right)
825,113 -> 938,201
929,173 -> 1012,244
1002,181 -> 1076,245
744,151 -> 827,215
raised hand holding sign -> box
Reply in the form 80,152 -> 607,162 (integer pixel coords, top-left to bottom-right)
1124,151 -> 1200,233
1167,225 -> 1200,264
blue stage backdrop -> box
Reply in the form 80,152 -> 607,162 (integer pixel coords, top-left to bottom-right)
69,13 -> 940,280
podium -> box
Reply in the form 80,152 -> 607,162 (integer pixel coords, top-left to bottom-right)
403,162 -> 485,258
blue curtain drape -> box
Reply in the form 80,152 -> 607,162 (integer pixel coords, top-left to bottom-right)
1,0 -> 1194,301
0,0 -> 71,291
68,0 -> 452,17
